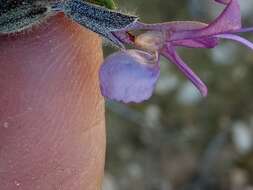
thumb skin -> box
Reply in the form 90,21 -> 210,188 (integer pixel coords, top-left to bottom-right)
0,14 -> 105,190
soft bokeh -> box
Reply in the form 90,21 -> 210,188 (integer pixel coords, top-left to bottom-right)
103,1 -> 253,190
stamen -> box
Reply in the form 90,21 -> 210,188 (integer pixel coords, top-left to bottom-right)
216,34 -> 253,50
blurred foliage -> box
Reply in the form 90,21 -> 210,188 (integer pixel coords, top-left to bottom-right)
103,1 -> 253,190
87,0 -> 117,9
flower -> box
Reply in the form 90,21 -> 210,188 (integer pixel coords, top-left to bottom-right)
99,0 -> 253,103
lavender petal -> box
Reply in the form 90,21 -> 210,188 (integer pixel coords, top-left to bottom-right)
99,50 -> 160,103
170,0 -> 241,41
172,37 -> 219,49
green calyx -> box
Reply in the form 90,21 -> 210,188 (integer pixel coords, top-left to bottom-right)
86,0 -> 117,9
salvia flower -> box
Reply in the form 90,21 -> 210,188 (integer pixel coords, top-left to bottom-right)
99,0 -> 253,103
1,0 -> 252,104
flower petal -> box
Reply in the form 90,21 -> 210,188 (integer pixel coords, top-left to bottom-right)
170,0 -> 241,41
172,37 -> 219,48
99,50 -> 160,103
130,21 -> 208,31
216,34 -> 253,50
162,46 -> 208,96
112,21 -> 211,46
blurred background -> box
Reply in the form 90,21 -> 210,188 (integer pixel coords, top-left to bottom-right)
102,1 -> 253,190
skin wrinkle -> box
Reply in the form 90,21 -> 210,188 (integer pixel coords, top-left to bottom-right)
0,14 -> 105,190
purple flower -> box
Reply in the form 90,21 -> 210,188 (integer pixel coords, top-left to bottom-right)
99,0 -> 253,103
